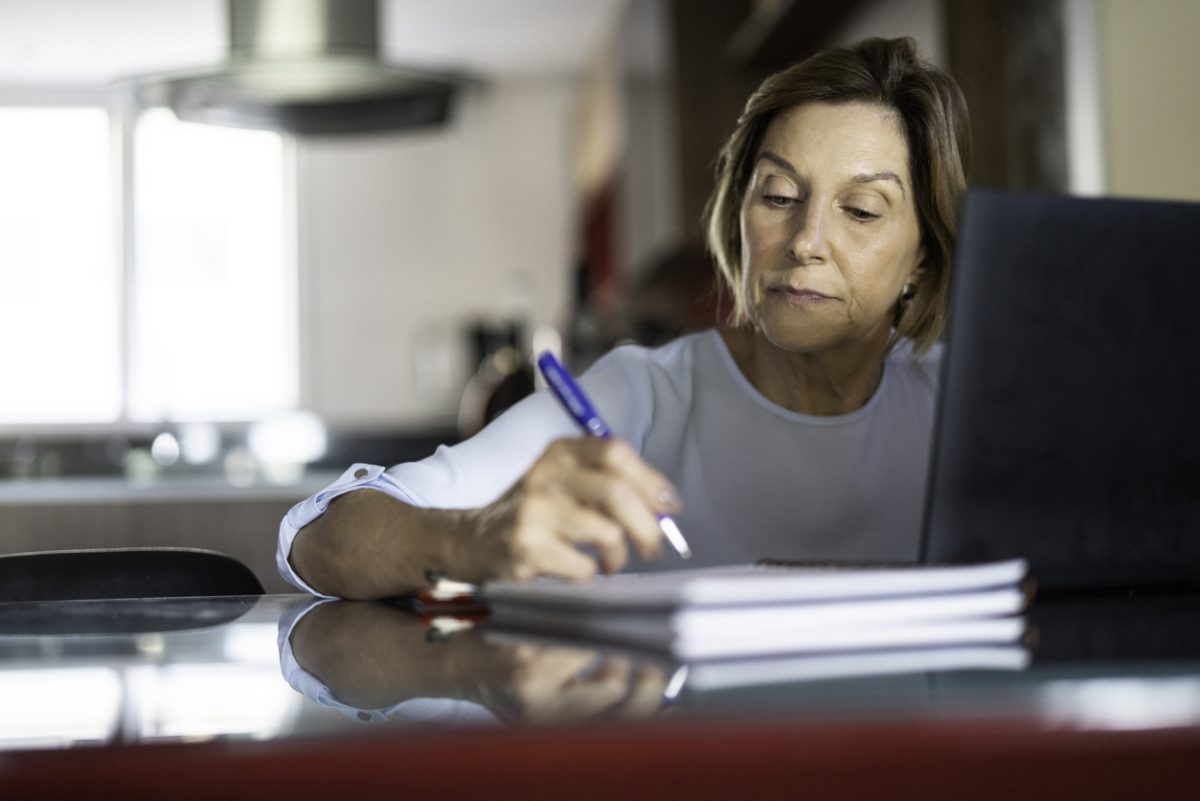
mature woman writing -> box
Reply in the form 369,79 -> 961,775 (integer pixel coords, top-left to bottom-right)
278,36 -> 970,599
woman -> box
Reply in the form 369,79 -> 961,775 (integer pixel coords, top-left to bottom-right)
278,37 -> 970,599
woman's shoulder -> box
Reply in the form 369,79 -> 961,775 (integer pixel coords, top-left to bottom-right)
566,332 -> 714,448
578,331 -> 717,422
585,330 -> 714,382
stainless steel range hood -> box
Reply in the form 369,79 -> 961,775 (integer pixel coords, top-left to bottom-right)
131,0 -> 463,135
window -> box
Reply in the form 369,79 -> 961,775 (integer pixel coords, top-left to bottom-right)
0,108 -> 120,423
0,105 -> 296,426
132,109 -> 296,422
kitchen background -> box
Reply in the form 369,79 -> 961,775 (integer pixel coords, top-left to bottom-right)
1,0 -> 1197,591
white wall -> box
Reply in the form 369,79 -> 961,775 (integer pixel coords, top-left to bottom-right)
296,78 -> 579,429
1097,0 -> 1200,201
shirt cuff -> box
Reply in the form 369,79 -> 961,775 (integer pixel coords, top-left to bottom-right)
275,463 -> 414,597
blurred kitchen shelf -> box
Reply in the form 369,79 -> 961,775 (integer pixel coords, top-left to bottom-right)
0,473 -> 341,506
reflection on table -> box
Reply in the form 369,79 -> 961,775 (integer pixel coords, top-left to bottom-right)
282,599 -> 672,727
3,591 -> 1200,799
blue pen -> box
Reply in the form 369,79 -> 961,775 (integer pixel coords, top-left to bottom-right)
536,351 -> 692,559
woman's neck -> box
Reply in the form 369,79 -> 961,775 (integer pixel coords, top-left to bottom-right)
719,326 -> 890,416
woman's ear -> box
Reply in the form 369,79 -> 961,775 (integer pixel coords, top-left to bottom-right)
902,248 -> 926,296
907,245 -> 929,287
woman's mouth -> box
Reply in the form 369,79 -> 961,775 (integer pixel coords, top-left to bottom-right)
768,286 -> 835,304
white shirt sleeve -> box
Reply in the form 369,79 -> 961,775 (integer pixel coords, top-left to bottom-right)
275,462 -> 426,595
275,344 -> 662,595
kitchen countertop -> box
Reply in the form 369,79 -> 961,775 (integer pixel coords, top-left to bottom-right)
0,472 -> 340,505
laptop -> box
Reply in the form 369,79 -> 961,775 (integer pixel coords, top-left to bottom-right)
921,189 -> 1200,592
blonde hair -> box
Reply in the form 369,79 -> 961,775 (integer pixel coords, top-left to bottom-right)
703,37 -> 970,353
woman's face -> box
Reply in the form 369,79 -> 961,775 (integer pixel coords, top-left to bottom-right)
738,101 -> 925,355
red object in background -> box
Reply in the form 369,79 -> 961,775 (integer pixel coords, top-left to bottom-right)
581,178 -> 623,314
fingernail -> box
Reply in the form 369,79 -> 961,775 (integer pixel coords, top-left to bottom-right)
657,487 -> 682,512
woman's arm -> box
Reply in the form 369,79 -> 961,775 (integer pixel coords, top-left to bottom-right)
289,437 -> 682,599
288,489 -> 477,599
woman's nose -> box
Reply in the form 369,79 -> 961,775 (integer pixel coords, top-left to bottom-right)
787,203 -> 829,264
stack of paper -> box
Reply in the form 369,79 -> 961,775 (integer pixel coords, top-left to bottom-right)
481,560 -> 1030,663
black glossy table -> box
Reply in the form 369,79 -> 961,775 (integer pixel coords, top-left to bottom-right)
2,592 -> 1199,800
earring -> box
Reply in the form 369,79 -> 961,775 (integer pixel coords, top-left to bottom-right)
899,283 -> 917,303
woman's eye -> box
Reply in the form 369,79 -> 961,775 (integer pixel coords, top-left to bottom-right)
763,194 -> 797,208
846,207 -> 880,221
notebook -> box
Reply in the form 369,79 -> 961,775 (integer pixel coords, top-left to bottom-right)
921,189 -> 1200,591
482,560 -> 1029,660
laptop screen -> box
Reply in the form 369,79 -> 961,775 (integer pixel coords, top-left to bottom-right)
921,189 -> 1200,591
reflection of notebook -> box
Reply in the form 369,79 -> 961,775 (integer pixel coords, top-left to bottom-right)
921,190 -> 1200,591
683,645 -> 1030,692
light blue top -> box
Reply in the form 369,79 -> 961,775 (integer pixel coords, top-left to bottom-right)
278,330 -> 942,595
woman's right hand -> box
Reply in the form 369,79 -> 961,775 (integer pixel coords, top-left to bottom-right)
463,437 -> 682,582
